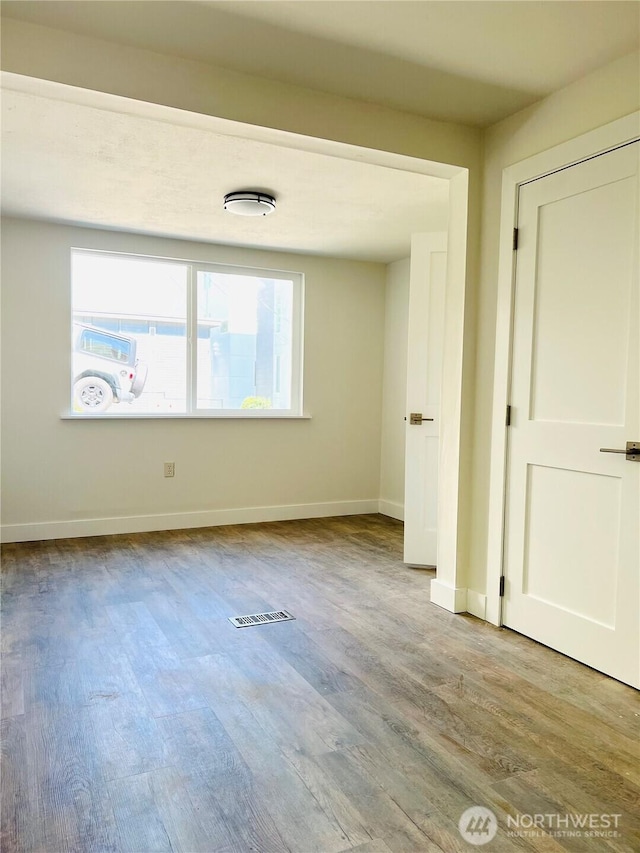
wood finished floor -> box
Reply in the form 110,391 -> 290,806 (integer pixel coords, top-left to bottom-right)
1,514 -> 638,853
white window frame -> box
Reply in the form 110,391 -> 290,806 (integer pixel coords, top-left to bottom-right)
70,248 -> 305,419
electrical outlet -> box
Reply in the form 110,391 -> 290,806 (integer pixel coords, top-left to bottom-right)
164,462 -> 175,478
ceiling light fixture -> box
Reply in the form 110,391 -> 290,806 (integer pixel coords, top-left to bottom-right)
223,191 -> 276,216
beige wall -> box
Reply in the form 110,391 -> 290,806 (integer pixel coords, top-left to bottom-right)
379,257 -> 410,518
0,18 -> 482,572
5,18 -> 636,608
0,218 -> 386,539
468,50 -> 640,596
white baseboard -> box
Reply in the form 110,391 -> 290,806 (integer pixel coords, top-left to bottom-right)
465,589 -> 487,620
377,499 -> 404,521
0,499 -> 380,543
430,583 -> 486,618
430,579 -> 467,613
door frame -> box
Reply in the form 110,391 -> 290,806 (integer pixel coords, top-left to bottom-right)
1,72 -> 472,559
485,111 -> 640,627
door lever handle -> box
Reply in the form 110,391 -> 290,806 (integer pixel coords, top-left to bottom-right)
600,441 -> 640,461
408,413 -> 434,425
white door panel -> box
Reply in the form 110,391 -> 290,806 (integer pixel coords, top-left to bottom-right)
404,233 -> 447,566
504,141 -> 639,687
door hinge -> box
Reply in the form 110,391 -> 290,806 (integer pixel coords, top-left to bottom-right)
513,227 -> 519,250
506,404 -> 512,426
499,576 -> 505,597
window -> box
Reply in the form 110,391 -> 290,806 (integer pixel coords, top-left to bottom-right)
71,249 -> 303,416
78,328 -> 132,363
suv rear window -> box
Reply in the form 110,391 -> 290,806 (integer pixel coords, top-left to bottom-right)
79,329 -> 132,363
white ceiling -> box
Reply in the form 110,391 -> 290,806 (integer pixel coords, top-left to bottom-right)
2,0 -> 638,127
1,80 -> 450,263
1,1 -> 638,261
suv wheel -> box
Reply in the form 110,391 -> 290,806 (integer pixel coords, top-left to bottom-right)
130,362 -> 148,398
74,377 -> 114,413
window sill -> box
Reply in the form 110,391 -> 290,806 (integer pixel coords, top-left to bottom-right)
61,412 -> 312,420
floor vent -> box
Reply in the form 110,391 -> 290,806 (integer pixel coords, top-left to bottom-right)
229,610 -> 295,628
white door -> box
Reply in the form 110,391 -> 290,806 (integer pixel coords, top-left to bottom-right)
503,141 -> 639,687
404,233 -> 447,566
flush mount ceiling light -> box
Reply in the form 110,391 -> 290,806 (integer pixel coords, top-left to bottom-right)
223,191 -> 276,216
